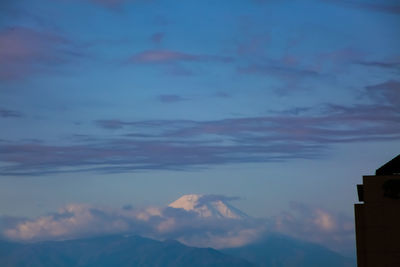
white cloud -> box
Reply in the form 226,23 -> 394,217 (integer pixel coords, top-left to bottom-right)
2,198 -> 354,255
272,202 -> 355,255
2,199 -> 265,249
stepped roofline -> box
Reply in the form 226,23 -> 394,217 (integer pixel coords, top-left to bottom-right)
375,154 -> 400,175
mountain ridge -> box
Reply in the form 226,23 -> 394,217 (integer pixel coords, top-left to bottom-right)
222,233 -> 356,267
0,235 -> 254,267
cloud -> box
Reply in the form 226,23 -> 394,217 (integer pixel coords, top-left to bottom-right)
0,26 -> 78,81
273,202 -> 355,255
323,0 -> 400,14
156,94 -> 186,103
356,60 -> 400,70
126,49 -> 231,76
365,80 -> 400,106
96,119 -> 133,129
89,0 -> 127,8
85,0 -> 152,8
3,197 -> 265,249
196,195 -> 241,207
128,50 -> 233,64
0,215 -> 27,239
1,85 -> 399,176
150,32 -> 165,44
0,108 -> 22,118
2,199 -> 354,254
236,33 -> 270,56
4,204 -> 138,241
312,47 -> 365,73
215,92 -> 231,98
238,64 -> 321,79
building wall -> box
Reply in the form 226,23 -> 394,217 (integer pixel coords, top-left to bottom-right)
355,175 -> 400,267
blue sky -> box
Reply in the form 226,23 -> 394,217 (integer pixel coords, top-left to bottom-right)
0,0 -> 399,255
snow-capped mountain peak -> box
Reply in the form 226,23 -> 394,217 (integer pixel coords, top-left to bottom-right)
168,194 -> 248,219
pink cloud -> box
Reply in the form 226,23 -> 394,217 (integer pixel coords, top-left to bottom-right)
130,50 -> 197,63
0,27 -> 67,62
0,26 -> 71,80
129,49 -> 233,64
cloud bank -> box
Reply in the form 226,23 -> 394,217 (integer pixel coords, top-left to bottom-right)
1,197 -> 354,254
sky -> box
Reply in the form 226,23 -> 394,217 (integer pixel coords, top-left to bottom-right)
0,0 -> 399,256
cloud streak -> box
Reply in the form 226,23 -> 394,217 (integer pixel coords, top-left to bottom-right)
0,108 -> 22,118
323,0 -> 400,14
356,60 -> 400,70
156,94 -> 186,103
129,50 -> 233,64
0,26 -> 79,81
1,82 -> 399,176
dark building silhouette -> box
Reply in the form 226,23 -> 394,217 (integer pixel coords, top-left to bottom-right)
355,154 -> 400,267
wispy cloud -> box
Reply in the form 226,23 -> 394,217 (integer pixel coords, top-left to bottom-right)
313,47 -> 365,72
238,64 -> 321,79
356,60 -> 400,70
89,0 -> 127,8
236,33 -> 270,57
128,50 -> 233,64
365,80 -> 400,106
0,108 -> 22,118
323,0 -> 400,14
215,92 -> 231,98
85,0 -> 153,9
156,94 -> 187,103
1,81 -> 399,176
150,32 -> 165,45
0,26 -> 79,81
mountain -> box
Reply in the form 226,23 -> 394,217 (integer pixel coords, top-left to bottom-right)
222,234 -> 356,267
0,235 -> 254,267
0,234 -> 357,267
168,194 -> 248,219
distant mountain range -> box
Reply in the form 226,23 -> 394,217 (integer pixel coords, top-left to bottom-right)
222,234 -> 356,267
0,235 -> 253,267
0,234 -> 355,267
